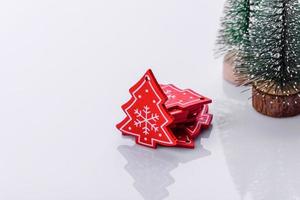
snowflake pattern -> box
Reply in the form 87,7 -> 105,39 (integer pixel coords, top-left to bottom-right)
164,90 -> 176,99
134,105 -> 159,135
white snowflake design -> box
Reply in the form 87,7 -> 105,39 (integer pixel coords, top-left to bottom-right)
164,90 -> 176,99
134,105 -> 159,135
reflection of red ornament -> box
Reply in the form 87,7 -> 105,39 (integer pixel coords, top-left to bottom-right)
116,69 -> 213,149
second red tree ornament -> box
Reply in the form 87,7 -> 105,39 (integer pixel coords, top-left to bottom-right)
116,69 -> 213,149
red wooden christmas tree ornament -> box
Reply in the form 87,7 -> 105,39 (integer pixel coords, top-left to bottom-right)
117,69 -> 213,149
116,69 -> 177,148
172,128 -> 195,148
184,104 -> 213,139
160,84 -> 212,110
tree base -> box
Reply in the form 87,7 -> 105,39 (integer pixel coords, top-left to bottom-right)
252,86 -> 300,118
223,53 -> 239,85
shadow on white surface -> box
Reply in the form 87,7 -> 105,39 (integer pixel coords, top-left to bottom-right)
118,128 -> 212,200
214,97 -> 300,200
222,79 -> 250,101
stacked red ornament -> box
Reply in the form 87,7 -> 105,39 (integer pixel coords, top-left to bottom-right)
116,69 -> 212,149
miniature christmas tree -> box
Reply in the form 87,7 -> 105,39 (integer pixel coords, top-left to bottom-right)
236,0 -> 300,117
216,0 -> 252,84
216,0 -> 251,54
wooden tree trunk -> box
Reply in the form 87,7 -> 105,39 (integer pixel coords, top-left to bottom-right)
223,52 -> 238,84
252,85 -> 300,118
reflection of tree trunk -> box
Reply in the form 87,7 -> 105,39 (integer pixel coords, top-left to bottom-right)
215,98 -> 300,200
221,129 -> 300,200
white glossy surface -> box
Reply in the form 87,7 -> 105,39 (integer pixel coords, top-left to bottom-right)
0,0 -> 300,199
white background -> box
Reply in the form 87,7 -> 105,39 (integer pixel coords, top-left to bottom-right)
1,0 -> 300,199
